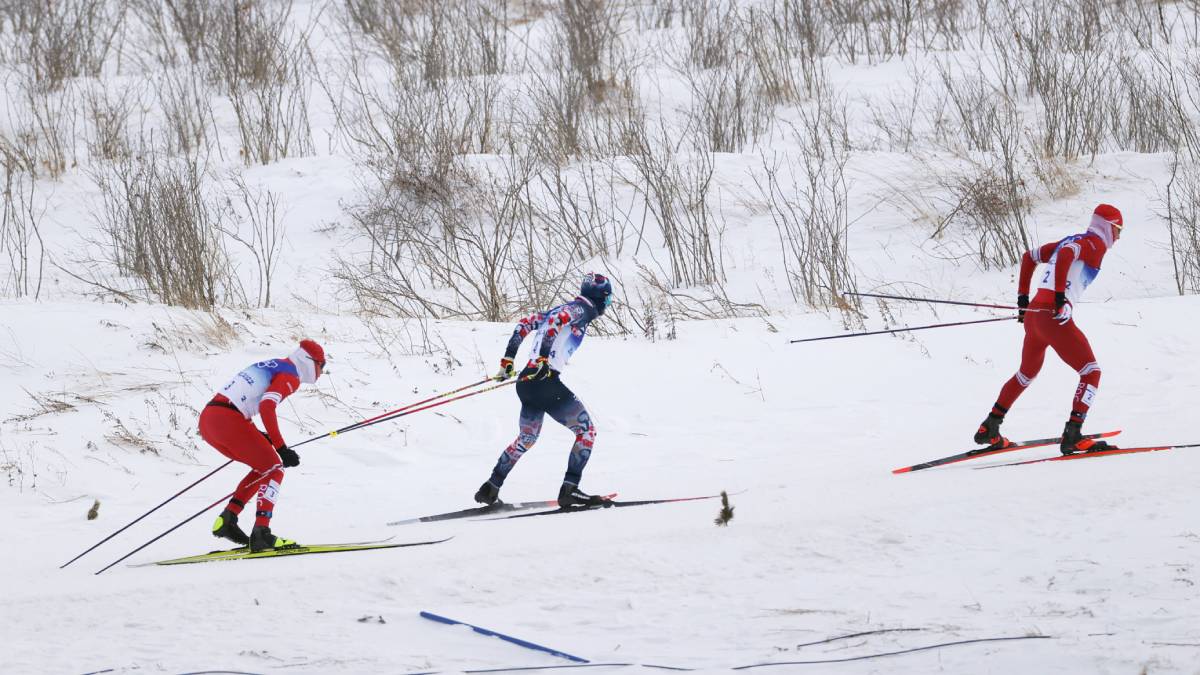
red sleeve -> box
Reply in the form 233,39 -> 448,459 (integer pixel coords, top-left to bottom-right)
259,373 -> 300,449
1018,242 -> 1059,295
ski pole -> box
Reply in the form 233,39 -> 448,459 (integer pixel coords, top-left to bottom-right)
293,377 -> 494,448
60,461 -> 234,569
790,316 -> 1014,344
342,378 -> 519,434
94,470 -> 275,575
844,291 -> 1051,312
66,378 -> 494,568
94,378 -> 519,572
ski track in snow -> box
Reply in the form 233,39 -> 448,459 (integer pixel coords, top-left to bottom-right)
2,299 -> 1200,674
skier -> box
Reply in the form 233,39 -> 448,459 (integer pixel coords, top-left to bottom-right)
973,204 -> 1123,455
199,339 -> 326,551
475,273 -> 614,508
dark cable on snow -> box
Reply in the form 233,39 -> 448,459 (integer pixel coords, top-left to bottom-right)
793,627 -> 924,648
732,635 -> 1054,669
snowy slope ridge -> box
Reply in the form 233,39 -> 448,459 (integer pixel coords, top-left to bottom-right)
4,295 -> 1200,673
3,0 -> 1200,674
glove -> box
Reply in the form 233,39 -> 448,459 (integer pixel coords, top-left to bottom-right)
1016,294 -> 1029,323
276,445 -> 300,468
494,357 -> 515,381
529,356 -> 552,381
1053,292 -> 1072,325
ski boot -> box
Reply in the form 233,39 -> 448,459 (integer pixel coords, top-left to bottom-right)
211,508 -> 249,546
557,483 -> 610,509
249,525 -> 297,553
1060,420 -> 1115,455
973,413 -> 1010,450
474,481 -> 500,505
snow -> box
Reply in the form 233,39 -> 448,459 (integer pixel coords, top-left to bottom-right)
3,2 -> 1200,674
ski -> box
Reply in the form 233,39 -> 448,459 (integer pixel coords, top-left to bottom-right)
140,537 -> 452,566
386,499 -> 563,527
981,443 -> 1200,469
490,493 -> 722,520
892,430 -> 1122,474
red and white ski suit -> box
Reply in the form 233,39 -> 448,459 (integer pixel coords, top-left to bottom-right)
993,219 -> 1114,423
198,359 -> 301,528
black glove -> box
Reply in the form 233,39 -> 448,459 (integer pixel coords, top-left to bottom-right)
1017,294 -> 1029,323
277,445 -> 300,468
1054,291 -> 1067,312
529,356 -> 552,381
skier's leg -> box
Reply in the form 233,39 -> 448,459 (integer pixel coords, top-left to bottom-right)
976,321 -> 1048,445
487,406 -> 545,488
199,407 -> 277,544
1045,318 -> 1112,453
1048,321 -> 1102,424
547,397 -> 596,488
996,324 -> 1050,412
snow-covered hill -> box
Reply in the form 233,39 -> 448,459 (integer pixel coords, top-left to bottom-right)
3,1 -> 1200,673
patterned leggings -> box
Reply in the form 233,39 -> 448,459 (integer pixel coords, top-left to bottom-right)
487,373 -> 596,488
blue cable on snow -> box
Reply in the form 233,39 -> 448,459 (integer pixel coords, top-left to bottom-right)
420,611 -> 591,664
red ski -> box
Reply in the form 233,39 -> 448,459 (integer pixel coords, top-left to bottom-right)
981,442 -> 1200,468
892,430 -> 1121,474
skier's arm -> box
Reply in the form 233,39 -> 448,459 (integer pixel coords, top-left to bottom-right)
258,373 -> 300,449
503,312 -> 545,360
1018,242 -> 1060,295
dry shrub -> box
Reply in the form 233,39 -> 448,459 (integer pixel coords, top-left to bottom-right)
337,154 -> 582,321
129,0 -> 215,67
623,119 -> 724,288
557,0 -> 623,97
686,54 -> 772,153
753,79 -> 857,313
0,0 -> 125,92
205,0 -> 314,164
331,42 -> 501,199
341,0 -> 508,85
0,160 -> 45,299
92,155 -> 232,309
1164,157 -> 1200,295
935,161 -> 1031,270
0,73 -> 79,179
157,64 -> 219,158
82,82 -> 143,163
221,173 -> 285,308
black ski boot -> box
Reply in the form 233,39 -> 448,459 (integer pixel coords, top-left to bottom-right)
1060,420 -> 1115,455
249,525 -> 296,553
557,484 -> 609,509
474,481 -> 500,505
973,413 -> 1009,449
211,508 -> 249,546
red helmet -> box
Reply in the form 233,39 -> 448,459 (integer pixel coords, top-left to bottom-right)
294,339 -> 326,382
1091,204 -> 1123,243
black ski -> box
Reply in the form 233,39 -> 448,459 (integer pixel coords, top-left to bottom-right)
489,494 -> 725,520
387,499 -> 568,527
